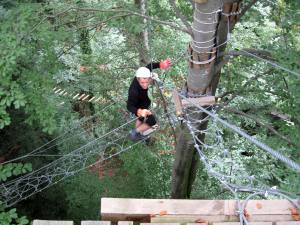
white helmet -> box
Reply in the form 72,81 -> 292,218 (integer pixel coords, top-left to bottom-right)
136,67 -> 151,78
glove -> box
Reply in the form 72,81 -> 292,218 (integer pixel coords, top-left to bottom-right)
159,58 -> 172,69
137,109 -> 152,117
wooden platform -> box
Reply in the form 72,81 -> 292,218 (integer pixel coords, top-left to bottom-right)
32,198 -> 300,225
100,198 -> 300,223
172,90 -> 216,116
32,221 -> 300,225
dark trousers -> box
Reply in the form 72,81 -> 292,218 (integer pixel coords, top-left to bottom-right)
138,114 -> 157,126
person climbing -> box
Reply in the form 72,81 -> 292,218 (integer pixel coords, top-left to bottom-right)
127,59 -> 172,141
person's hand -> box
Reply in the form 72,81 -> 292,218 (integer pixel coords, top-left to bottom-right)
159,58 -> 172,69
137,109 -> 152,117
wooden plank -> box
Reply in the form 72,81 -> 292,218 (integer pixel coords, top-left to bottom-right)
101,198 -> 225,216
101,198 -> 298,223
187,223 -> 208,225
33,220 -> 73,225
181,96 -> 216,107
276,222 -> 300,225
172,90 -> 183,116
151,215 -> 237,223
213,223 -> 272,225
242,200 -> 296,215
118,221 -> 134,225
141,223 -> 180,225
247,215 -> 295,222
151,214 -> 295,223
81,221 -> 111,225
225,199 -> 298,216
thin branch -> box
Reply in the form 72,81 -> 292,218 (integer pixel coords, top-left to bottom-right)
73,7 -> 192,35
21,7 -> 74,41
237,0 -> 259,21
217,72 -> 265,105
224,107 -> 295,146
214,48 -> 273,74
222,48 -> 273,60
56,13 -> 131,58
75,13 -> 131,30
168,0 -> 193,34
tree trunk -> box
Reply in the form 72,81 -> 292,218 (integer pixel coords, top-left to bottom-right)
135,0 -> 151,65
171,0 -> 242,198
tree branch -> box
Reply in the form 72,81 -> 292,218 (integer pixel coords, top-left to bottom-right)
168,0 -> 193,34
21,7 -> 74,41
224,107 -> 295,146
72,7 -> 192,35
217,72 -> 265,105
237,0 -> 259,21
214,48 -> 274,77
222,48 -> 273,60
215,48 -> 273,74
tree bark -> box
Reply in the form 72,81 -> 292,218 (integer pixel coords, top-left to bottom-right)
134,0 -> 151,65
171,0 -> 243,199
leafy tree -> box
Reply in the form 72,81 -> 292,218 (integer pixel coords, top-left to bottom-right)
0,163 -> 31,225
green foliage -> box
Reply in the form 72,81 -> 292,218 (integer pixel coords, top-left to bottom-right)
0,3 -> 71,133
0,163 -> 32,182
0,205 -> 29,225
0,162 -> 30,225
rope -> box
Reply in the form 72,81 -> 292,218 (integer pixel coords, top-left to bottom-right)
0,102 -> 117,165
0,100 -> 177,207
239,49 -> 300,78
177,92 -> 300,173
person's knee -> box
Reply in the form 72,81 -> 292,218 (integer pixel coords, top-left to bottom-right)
145,115 -> 156,126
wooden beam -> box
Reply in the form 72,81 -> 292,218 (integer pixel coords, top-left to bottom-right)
187,223 -> 207,225
213,223 -> 272,225
33,220 -> 73,225
151,215 -> 295,223
118,222 -> 134,225
141,223 -> 180,225
81,222 -> 111,225
181,96 -> 216,107
151,216 -> 236,223
101,198 -> 226,219
172,90 -> 184,116
101,199 -> 299,223
276,222 -> 300,225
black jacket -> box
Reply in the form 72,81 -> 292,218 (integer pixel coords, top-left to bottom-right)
127,62 -> 160,115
